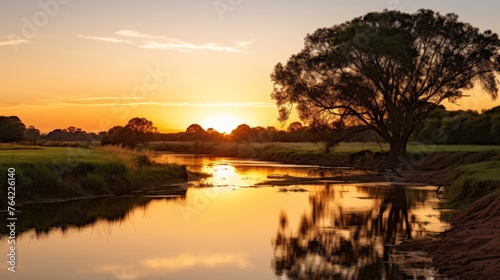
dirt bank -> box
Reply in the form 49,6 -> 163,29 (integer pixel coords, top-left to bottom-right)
399,192 -> 500,280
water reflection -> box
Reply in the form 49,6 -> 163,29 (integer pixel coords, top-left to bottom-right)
155,153 -> 358,187
0,155 -> 448,279
272,184 -> 447,279
0,196 -> 184,238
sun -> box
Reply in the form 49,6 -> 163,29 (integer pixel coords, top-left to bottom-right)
203,115 -> 241,134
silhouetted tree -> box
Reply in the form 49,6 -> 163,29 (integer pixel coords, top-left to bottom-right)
44,127 -> 97,142
287,121 -> 303,133
185,124 -> 205,134
0,116 -> 26,142
101,118 -> 157,147
126,117 -> 158,134
230,124 -> 252,141
66,126 -> 77,133
26,125 -> 41,142
271,9 -> 500,167
206,128 -> 217,134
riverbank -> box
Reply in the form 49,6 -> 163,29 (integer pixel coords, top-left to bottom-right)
398,192 -> 500,279
149,141 -> 499,184
0,144 -> 189,206
3,142 -> 499,278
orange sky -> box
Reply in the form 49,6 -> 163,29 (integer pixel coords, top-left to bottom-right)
1,1 -> 500,133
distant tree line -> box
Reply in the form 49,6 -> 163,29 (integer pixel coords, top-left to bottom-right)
0,116 -> 98,144
100,107 -> 500,146
412,106 -> 500,145
2,106 -> 500,146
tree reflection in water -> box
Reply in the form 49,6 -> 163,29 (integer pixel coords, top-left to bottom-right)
0,196 -> 184,238
272,184 -> 430,279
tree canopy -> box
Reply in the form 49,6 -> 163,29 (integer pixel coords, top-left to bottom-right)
0,116 -> 26,142
125,117 -> 158,134
186,124 -> 205,134
271,9 -> 500,166
102,117 -> 157,147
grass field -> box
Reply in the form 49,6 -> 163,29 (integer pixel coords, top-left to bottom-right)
0,144 -> 187,204
0,145 -> 107,164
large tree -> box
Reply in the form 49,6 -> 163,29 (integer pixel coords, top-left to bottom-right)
271,9 -> 500,167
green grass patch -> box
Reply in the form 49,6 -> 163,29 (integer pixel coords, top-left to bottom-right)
446,161 -> 500,209
458,161 -> 500,181
0,145 -> 188,204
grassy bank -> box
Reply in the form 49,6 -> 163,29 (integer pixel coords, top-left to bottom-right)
446,160 -> 500,209
0,144 -> 188,205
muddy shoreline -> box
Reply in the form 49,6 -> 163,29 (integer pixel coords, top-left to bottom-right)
398,192 -> 500,280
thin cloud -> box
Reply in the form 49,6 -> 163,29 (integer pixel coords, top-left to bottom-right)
71,96 -> 143,101
38,96 -> 142,103
236,40 -> 254,47
0,39 -> 29,47
0,101 -> 46,106
43,98 -> 275,108
139,41 -> 243,53
77,35 -> 133,44
115,30 -> 166,40
113,29 -> 250,53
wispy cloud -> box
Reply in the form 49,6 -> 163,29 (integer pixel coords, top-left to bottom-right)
139,41 -> 243,53
77,30 -> 252,53
69,96 -> 142,101
76,35 -> 133,44
236,40 -> 254,47
64,101 -> 274,108
0,101 -> 45,107
115,30 -> 166,40
37,97 -> 274,108
0,39 -> 29,47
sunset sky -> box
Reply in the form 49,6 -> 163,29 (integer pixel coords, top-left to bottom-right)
1,0 -> 500,133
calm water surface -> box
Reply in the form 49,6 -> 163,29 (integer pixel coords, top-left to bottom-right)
0,154 -> 449,279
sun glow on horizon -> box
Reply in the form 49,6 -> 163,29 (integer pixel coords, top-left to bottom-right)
202,115 -> 242,134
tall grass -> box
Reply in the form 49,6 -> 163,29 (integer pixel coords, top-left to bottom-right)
97,145 -> 154,170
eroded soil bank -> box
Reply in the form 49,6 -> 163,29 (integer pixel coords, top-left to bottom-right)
398,192 -> 500,280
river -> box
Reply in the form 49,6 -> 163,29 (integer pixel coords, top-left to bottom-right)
0,153 -> 449,279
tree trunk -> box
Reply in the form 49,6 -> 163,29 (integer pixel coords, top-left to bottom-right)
387,138 -> 407,168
